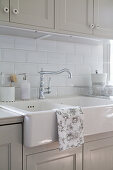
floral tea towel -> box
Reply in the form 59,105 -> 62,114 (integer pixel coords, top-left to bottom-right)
56,107 -> 84,151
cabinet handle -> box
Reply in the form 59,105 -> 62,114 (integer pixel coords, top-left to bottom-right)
4,7 -> 9,13
89,24 -> 95,29
13,9 -> 19,15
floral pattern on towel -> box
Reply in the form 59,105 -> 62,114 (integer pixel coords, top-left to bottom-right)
56,107 -> 84,151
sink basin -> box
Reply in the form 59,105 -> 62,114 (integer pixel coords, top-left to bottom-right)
52,96 -> 113,107
52,96 -> 113,136
0,100 -> 69,147
0,100 -> 66,114
1,96 -> 113,147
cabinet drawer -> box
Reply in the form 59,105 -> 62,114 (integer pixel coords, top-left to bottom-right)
27,146 -> 82,170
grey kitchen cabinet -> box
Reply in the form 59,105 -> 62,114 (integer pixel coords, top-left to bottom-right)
55,0 -> 93,35
1,0 -> 113,39
93,0 -> 113,38
24,145 -> 82,170
0,0 -> 9,22
56,0 -> 113,38
84,136 -> 113,170
0,124 -> 22,170
10,0 -> 55,29
0,0 -> 54,29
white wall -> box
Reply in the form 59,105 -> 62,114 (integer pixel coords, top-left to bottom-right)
0,35 -> 103,99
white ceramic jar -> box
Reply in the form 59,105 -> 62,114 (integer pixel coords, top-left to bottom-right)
0,86 -> 15,102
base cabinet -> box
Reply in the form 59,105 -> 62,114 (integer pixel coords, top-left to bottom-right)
1,124 -> 113,170
0,124 -> 22,170
84,137 -> 113,170
24,145 -> 82,170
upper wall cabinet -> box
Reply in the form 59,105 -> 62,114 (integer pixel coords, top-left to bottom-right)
10,0 -> 55,29
0,0 -> 9,22
93,0 -> 113,38
1,0 -> 113,39
55,0 -> 93,35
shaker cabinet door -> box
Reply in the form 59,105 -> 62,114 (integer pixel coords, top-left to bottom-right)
56,0 -> 93,34
84,137 -> 113,170
27,146 -> 82,170
0,0 -> 9,22
0,124 -> 22,170
94,0 -> 113,38
10,0 -> 55,29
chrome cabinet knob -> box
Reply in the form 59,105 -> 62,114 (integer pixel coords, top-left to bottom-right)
4,7 -> 9,13
13,9 -> 19,15
89,24 -> 95,29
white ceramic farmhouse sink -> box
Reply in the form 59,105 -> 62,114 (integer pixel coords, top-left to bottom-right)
0,100 -> 65,113
52,96 -> 113,136
0,100 -> 69,147
1,96 -> 113,147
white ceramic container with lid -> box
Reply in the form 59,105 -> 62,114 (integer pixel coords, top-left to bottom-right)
0,86 -> 15,102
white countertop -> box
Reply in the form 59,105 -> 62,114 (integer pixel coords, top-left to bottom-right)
0,108 -> 23,125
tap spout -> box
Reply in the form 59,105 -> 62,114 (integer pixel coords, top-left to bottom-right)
39,68 -> 72,78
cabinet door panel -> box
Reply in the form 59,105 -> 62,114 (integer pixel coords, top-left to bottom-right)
56,0 -> 93,34
0,0 -> 9,21
0,124 -> 22,170
0,144 -> 10,170
94,0 -> 113,38
10,0 -> 54,29
84,137 -> 113,170
27,146 -> 82,170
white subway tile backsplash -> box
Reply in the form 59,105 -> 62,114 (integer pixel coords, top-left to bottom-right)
75,65 -> 91,75
15,63 -> 37,74
0,36 -> 103,99
66,76 -> 91,87
49,75 -> 67,87
15,37 -> 36,50
0,35 -> 14,49
29,75 -> 40,87
27,51 -> 47,63
56,41 -> 75,53
75,44 -> 91,58
47,52 -> 66,64
57,87 -> 78,97
66,53 -> 83,64
37,40 -> 56,52
0,62 -> 14,74
2,49 -> 27,62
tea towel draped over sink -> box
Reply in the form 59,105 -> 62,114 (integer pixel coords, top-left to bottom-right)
56,107 -> 84,151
